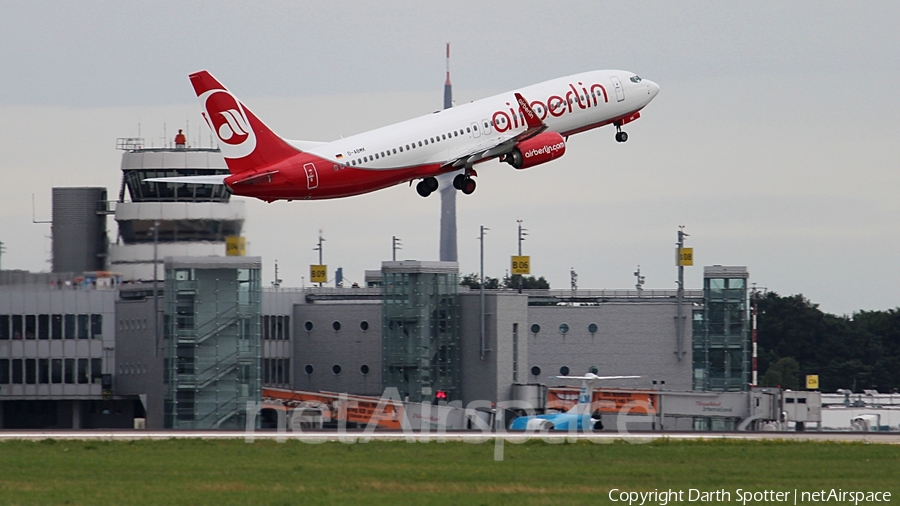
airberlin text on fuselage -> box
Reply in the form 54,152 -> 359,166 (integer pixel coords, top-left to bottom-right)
524,141 -> 565,159
493,81 -> 608,133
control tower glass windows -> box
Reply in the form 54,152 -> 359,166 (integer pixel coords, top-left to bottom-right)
117,218 -> 242,244
124,169 -> 230,203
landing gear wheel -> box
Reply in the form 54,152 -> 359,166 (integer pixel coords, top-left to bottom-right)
416,181 -> 432,197
615,131 -> 628,143
453,173 -> 467,190
461,178 -> 476,195
423,176 -> 439,193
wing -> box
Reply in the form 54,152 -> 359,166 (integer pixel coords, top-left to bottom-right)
441,92 -> 547,169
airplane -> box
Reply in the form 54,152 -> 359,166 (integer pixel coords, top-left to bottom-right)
146,69 -> 659,202
508,372 -> 640,432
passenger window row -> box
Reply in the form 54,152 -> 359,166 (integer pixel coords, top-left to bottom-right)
349,123 -> 488,167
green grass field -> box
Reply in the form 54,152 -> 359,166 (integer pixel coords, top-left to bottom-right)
0,439 -> 898,505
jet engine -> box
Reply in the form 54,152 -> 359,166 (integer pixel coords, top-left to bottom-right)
503,132 -> 566,170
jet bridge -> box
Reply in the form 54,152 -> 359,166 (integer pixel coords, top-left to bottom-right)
512,385 -> 793,431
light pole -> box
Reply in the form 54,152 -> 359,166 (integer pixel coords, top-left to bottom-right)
153,220 -> 159,358
480,225 -> 489,360
517,220 -> 528,293
676,226 -> 689,361
313,231 -> 325,287
392,235 -> 402,262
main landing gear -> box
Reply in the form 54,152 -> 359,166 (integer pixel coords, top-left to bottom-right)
415,170 -> 477,197
452,173 -> 476,195
416,176 -> 439,197
615,122 -> 628,143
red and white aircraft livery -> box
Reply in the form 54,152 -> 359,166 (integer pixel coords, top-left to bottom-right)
148,70 -> 659,202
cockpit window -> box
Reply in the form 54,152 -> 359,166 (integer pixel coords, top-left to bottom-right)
630,76 -> 642,83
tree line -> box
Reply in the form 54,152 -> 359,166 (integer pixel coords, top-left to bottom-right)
459,273 -> 550,290
756,292 -> 900,393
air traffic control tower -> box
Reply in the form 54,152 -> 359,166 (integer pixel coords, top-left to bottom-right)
108,139 -> 245,281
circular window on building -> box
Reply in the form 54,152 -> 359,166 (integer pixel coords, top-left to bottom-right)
559,366 -> 570,376
360,320 -> 369,331
332,364 -> 342,375
531,366 -> 541,377
588,323 -> 598,335
559,323 -> 569,335
304,321 -> 314,332
530,324 -> 541,334
360,364 -> 370,375
332,321 -> 341,332
304,364 -> 314,375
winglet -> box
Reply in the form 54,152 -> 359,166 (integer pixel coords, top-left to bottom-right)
514,93 -> 544,129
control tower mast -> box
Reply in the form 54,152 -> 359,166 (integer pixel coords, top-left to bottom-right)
438,43 -> 458,262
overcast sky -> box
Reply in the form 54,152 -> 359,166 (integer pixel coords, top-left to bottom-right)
1,1 -> 898,315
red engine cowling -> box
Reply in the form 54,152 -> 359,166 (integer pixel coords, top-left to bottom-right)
503,132 -> 566,169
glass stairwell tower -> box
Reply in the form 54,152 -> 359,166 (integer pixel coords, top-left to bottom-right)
382,261 -> 460,403
163,257 -> 261,429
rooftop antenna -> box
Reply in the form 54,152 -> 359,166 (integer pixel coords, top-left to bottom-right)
570,267 -> 578,305
272,259 -> 282,288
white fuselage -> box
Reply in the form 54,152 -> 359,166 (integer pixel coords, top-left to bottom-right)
300,70 -> 658,170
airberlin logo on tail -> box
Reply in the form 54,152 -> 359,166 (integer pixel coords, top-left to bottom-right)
218,109 -> 250,142
198,89 -> 257,159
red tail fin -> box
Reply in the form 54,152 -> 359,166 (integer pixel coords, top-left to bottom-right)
189,70 -> 299,174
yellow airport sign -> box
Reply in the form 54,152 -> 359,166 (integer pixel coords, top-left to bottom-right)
806,375 -> 819,390
677,247 -> 693,266
225,236 -> 246,256
310,265 -> 328,283
511,255 -> 530,275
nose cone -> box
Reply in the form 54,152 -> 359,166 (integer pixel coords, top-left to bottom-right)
646,80 -> 660,99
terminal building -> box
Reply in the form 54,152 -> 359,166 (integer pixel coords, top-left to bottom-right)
0,141 -> 788,431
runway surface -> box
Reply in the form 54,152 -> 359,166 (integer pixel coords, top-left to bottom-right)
2,430 -> 899,443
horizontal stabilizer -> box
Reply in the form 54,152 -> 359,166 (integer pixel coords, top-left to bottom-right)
143,175 -> 228,185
